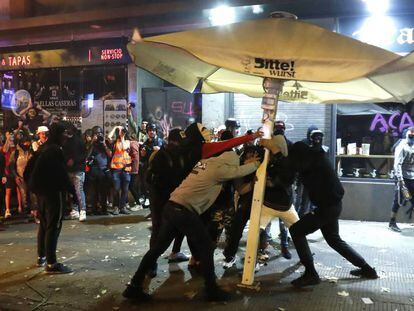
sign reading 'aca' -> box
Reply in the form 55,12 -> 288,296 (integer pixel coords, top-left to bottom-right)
370,112 -> 414,133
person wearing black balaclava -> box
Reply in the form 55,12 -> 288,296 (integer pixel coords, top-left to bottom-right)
309,129 -> 329,153
389,126 -> 414,232
295,126 -> 326,218
288,142 -> 378,287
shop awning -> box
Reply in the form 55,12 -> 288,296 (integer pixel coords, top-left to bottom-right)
337,103 -> 393,115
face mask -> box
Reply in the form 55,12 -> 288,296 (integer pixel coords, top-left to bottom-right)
408,135 -> 414,146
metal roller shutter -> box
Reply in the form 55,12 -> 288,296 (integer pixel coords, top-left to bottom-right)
233,94 -> 332,145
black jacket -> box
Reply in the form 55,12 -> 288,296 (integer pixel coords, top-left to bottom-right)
146,144 -> 186,198
264,152 -> 295,211
63,135 -> 86,173
28,143 -> 75,196
289,142 -> 344,213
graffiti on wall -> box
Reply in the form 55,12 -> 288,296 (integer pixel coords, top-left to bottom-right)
369,112 -> 414,133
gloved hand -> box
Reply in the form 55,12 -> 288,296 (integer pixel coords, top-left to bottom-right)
259,135 -> 288,156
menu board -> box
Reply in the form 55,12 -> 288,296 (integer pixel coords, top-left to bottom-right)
103,99 -> 127,134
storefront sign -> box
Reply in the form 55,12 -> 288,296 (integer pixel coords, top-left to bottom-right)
339,15 -> 414,54
369,112 -> 414,133
0,45 -> 131,70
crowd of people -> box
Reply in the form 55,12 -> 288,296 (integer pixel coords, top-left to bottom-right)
0,105 -> 380,302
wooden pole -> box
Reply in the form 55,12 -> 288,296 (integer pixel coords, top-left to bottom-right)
241,78 -> 283,286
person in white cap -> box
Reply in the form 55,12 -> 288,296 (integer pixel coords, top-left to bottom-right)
32,126 -> 49,152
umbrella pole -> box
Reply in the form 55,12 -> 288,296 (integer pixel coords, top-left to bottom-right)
240,78 -> 284,287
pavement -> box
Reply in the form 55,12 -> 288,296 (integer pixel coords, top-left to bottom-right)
1,209 -> 414,311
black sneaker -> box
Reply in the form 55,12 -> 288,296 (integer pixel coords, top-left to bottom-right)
205,286 -> 231,302
45,263 -> 73,274
350,266 -> 379,279
291,272 -> 321,287
389,221 -> 402,232
168,252 -> 190,263
122,284 -> 152,301
119,208 -> 130,215
281,247 -> 292,260
36,256 -> 46,267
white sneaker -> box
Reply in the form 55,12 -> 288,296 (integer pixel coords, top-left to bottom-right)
129,204 -> 142,212
69,209 -> 80,220
223,255 -> 237,269
79,210 -> 86,222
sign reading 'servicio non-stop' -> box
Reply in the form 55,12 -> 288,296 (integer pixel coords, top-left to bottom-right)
0,45 -> 131,70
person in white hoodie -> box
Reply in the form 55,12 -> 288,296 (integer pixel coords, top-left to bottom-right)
123,136 -> 287,303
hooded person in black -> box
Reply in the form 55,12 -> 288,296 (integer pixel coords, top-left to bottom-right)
288,142 -> 378,287
27,122 -> 77,274
146,128 -> 189,276
295,125 -> 320,218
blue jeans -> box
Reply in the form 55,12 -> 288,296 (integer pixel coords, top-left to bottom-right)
112,170 -> 131,209
68,171 -> 86,212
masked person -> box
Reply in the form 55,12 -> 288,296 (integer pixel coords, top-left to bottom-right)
223,134 -> 298,268
124,149 -> 262,302
309,129 -> 329,153
295,126 -> 328,218
146,128 -> 188,277
288,142 -> 378,287
389,126 -> 414,232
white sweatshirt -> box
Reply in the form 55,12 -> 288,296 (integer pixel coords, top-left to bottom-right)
170,151 -> 259,215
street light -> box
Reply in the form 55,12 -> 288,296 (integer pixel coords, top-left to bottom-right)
363,0 -> 389,15
208,5 -> 236,26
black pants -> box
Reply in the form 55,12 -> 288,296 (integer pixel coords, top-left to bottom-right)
289,202 -> 366,270
207,202 -> 234,247
138,163 -> 148,201
89,168 -> 112,210
37,192 -> 64,264
131,201 -> 217,289
223,194 -> 269,259
391,178 -> 414,213
149,190 -> 184,253
129,173 -> 141,204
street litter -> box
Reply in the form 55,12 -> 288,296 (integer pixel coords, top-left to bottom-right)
337,291 -> 349,297
362,297 -> 373,304
325,276 -> 338,283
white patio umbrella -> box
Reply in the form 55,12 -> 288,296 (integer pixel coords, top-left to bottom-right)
127,15 -> 414,286
127,17 -> 414,104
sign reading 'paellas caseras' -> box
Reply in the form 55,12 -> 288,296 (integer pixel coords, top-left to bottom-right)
0,45 -> 131,70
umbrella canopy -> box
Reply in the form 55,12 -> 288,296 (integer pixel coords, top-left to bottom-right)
127,18 -> 414,104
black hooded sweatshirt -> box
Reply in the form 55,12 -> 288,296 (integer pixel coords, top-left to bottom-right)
289,142 -> 344,214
